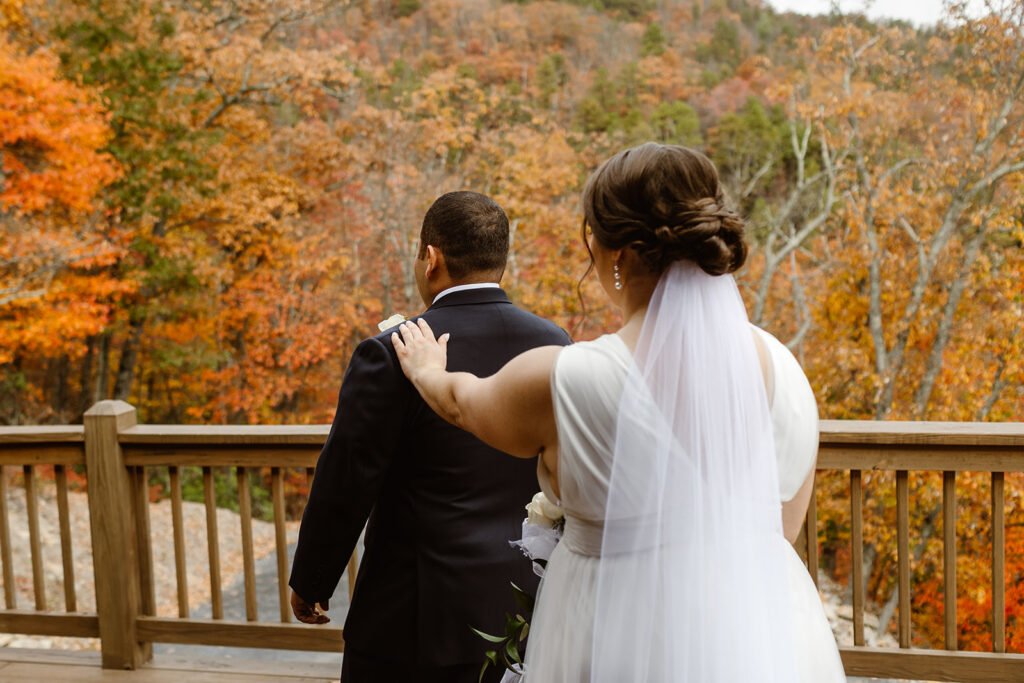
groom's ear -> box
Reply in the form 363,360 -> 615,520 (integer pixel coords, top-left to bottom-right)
425,244 -> 446,279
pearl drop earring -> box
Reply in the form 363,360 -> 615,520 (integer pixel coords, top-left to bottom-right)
613,262 -> 623,290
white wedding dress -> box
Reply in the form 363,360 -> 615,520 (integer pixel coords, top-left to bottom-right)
522,329 -> 845,682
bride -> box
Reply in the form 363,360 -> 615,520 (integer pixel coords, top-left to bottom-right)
392,143 -> 845,682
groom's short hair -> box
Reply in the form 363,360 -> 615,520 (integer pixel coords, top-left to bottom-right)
419,191 -> 509,279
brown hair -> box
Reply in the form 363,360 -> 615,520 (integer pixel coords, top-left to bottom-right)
420,191 -> 509,280
581,142 -> 747,276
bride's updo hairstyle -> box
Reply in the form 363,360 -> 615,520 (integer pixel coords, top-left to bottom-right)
582,142 -> 747,275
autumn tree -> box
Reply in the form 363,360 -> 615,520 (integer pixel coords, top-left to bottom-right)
0,37 -> 122,421
793,4 -> 1024,650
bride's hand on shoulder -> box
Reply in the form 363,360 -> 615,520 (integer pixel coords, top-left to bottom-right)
392,317 -> 559,462
392,318 -> 451,385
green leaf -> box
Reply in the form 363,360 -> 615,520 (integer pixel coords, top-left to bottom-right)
520,621 -> 530,642
470,626 -> 507,643
505,637 -> 522,665
510,582 -> 536,613
504,613 -> 519,639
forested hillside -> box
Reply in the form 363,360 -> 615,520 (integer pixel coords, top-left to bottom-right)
2,0 -> 1023,651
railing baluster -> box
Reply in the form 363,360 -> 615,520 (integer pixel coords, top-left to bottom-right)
850,469 -> 864,646
897,470 -> 910,648
54,465 -> 77,612
169,466 -> 189,618
0,466 -> 15,609
132,466 -> 156,616
272,467 -> 289,622
347,548 -> 359,601
203,466 -> 223,620
793,524 -> 808,563
305,467 -> 314,491
991,471 -> 1005,654
943,470 -> 957,651
24,465 -> 45,610
237,466 -> 257,621
805,471 -> 818,589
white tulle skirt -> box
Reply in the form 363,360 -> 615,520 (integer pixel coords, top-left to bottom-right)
522,541 -> 599,682
781,536 -> 847,683
521,537 -> 845,683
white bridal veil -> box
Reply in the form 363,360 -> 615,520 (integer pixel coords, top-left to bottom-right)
590,260 -> 798,682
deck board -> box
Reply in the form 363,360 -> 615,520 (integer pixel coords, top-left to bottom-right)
0,649 -> 339,681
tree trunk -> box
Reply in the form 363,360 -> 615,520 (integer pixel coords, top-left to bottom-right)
380,230 -> 393,316
95,333 -> 111,403
113,320 -> 145,401
77,336 -> 96,420
50,355 -> 70,417
844,543 -> 877,605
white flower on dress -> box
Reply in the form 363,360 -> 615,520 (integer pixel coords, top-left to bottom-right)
524,492 -> 564,529
377,313 -> 407,332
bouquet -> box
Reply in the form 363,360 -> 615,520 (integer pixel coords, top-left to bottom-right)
472,492 -> 564,683
513,492 -> 565,577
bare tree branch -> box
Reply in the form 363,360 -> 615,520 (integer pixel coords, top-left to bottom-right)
977,352 -> 1011,421
784,250 -> 813,355
203,64 -> 297,129
912,212 -> 992,415
740,157 -> 775,200
0,287 -> 48,306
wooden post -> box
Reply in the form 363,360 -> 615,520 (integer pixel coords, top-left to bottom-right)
84,400 -> 146,669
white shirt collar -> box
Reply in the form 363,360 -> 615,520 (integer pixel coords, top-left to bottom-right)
432,282 -> 501,305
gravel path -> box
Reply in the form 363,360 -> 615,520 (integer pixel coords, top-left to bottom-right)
0,479 -> 305,651
153,538 -> 356,664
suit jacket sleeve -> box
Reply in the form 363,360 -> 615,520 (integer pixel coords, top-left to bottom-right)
289,336 -> 408,604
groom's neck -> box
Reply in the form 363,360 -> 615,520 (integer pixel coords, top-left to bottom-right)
424,270 -> 504,306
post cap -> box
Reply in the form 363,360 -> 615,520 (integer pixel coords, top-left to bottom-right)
84,400 -> 137,418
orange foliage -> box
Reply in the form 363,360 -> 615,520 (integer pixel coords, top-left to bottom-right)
0,39 -> 125,383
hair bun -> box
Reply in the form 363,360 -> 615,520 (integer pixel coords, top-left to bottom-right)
635,195 -> 746,275
582,143 -> 749,276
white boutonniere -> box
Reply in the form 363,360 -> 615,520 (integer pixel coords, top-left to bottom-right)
377,313 -> 407,332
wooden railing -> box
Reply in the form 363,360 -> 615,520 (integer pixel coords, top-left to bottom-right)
116,406 -> 349,660
0,401 -> 350,669
0,425 -> 97,645
812,420 -> 1024,682
1,403 -> 1023,681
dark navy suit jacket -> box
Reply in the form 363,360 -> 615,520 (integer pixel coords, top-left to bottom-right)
289,287 -> 571,668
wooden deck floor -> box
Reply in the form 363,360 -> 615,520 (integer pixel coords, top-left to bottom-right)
0,649 -> 927,682
0,649 -> 341,682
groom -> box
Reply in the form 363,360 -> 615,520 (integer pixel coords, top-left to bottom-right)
289,191 -> 571,683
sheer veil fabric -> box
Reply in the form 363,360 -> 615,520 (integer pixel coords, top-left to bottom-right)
590,260 -> 799,682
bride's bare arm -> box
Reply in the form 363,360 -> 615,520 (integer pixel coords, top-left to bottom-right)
392,318 -> 561,459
